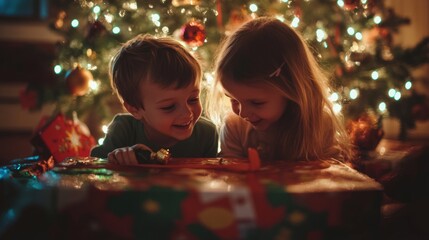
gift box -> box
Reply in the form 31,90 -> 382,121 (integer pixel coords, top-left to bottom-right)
31,113 -> 96,163
1,158 -> 382,240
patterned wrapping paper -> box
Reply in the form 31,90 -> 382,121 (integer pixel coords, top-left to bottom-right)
31,113 -> 96,163
1,158 -> 382,240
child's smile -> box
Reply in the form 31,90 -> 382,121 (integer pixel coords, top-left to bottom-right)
136,79 -> 202,146
222,79 -> 287,131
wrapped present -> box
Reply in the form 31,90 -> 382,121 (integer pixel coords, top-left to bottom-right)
1,158 -> 383,240
31,113 -> 95,163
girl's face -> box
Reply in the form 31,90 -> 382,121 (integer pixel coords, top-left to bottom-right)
222,78 -> 288,131
137,79 -> 202,146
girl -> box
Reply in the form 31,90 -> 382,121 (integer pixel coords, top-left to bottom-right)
208,17 -> 354,162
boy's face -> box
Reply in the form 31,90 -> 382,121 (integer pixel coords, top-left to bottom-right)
222,78 -> 287,131
137,79 -> 202,146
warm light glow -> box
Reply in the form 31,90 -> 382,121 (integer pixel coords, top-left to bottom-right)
102,124 -> 108,134
105,13 -> 113,23
151,13 -> 161,27
89,80 -> 99,91
349,89 -> 359,99
129,2 -> 138,10
371,71 -> 379,80
323,42 -> 328,48
162,26 -> 169,34
93,6 -> 101,14
333,103 -> 342,114
373,15 -> 382,24
394,92 -> 401,101
388,89 -> 396,98
54,65 -> 62,74
347,27 -> 355,35
249,4 -> 258,12
71,19 -> 79,28
405,81 -> 412,90
112,26 -> 121,34
337,0 -> 344,8
355,32 -> 363,40
378,102 -> 386,112
329,92 -> 339,102
316,29 -> 327,42
291,17 -> 299,28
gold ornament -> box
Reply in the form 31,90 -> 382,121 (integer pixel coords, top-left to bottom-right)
65,66 -> 93,96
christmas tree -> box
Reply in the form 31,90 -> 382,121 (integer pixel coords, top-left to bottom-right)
20,0 -> 429,142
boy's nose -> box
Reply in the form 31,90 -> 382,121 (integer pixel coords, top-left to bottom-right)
180,104 -> 193,118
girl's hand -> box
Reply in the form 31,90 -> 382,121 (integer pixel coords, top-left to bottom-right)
107,146 -> 138,165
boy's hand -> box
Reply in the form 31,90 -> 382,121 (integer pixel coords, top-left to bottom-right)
108,146 -> 138,165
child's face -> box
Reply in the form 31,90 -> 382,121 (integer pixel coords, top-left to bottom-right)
222,79 -> 287,131
138,79 -> 202,145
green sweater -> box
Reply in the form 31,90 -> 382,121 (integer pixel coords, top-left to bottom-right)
90,114 -> 219,159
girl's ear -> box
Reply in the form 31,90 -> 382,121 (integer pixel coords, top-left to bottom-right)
124,102 -> 144,120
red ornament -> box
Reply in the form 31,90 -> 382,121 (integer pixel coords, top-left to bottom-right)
343,0 -> 360,11
65,66 -> 93,96
180,20 -> 206,47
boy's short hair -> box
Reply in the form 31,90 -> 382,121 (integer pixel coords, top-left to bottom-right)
110,34 -> 201,108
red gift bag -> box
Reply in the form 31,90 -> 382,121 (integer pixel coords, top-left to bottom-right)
32,113 -> 96,163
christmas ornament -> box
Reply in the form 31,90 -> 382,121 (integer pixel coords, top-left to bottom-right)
180,20 -> 206,47
343,0 -> 360,11
347,112 -> 384,151
172,0 -> 201,7
65,66 -> 93,96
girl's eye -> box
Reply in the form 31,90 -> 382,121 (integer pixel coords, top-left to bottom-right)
188,97 -> 200,104
251,101 -> 265,106
160,105 -> 175,112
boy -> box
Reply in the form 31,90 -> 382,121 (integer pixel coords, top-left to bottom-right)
91,34 -> 218,164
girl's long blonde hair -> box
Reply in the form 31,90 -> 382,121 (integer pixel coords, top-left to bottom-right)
207,17 -> 354,161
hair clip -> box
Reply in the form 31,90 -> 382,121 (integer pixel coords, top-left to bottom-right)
269,62 -> 286,78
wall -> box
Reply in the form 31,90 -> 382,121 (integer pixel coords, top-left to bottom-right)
383,0 -> 429,139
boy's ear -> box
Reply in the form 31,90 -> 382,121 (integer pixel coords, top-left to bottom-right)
124,102 -> 144,120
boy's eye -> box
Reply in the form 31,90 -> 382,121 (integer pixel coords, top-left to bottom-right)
160,105 -> 175,111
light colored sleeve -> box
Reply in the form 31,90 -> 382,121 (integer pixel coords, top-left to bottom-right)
218,113 -> 247,158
